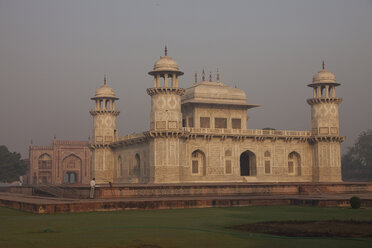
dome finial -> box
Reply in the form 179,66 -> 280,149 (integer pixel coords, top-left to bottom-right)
209,72 -> 212,82
217,68 -> 220,81
202,69 -> 205,81
322,60 -> 325,70
165,45 -> 167,56
195,72 -> 197,83
104,74 -> 107,85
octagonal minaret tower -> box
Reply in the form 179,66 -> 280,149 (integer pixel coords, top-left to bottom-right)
307,62 -> 344,182
147,46 -> 185,131
90,76 -> 120,183
146,47 -> 185,183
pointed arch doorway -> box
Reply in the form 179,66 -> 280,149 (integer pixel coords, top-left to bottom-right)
240,150 -> 257,176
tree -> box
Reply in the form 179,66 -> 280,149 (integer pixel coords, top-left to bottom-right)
0,145 -> 27,183
342,130 -> 372,181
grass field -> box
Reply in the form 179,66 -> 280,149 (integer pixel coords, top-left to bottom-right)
1,206 -> 372,248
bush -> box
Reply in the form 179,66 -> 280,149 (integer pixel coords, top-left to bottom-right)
350,196 -> 362,209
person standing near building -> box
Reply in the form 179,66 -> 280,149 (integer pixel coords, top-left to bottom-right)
90,178 -> 96,199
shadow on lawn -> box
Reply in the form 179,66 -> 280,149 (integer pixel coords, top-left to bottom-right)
229,220 -> 372,238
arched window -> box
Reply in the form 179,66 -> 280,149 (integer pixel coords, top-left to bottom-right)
225,149 -> 232,157
38,154 -> 52,169
240,150 -> 257,176
288,151 -> 301,176
191,150 -> 206,176
225,149 -> 232,174
134,154 -> 140,176
38,154 -> 52,184
118,156 -> 123,177
264,150 -> 271,174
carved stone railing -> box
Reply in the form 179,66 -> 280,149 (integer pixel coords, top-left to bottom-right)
30,146 -> 54,150
53,140 -> 90,146
182,128 -> 312,137
116,133 -> 146,142
110,128 -> 313,147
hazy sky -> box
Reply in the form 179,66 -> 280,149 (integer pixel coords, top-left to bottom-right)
0,0 -> 371,158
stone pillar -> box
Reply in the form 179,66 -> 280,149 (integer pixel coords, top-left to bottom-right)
154,77 -> 157,88
313,88 -> 316,98
325,85 -> 329,98
172,74 -> 176,88
164,74 -> 168,87
156,75 -> 160,87
317,86 -> 321,98
332,86 -> 335,97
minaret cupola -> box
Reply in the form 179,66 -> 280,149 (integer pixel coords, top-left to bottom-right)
90,76 -> 120,144
308,61 -> 340,99
148,46 -> 184,88
91,76 -> 119,112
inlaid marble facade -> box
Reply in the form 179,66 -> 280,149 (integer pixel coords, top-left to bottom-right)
90,49 -> 345,184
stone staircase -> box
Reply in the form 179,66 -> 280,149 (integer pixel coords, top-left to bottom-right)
33,184 -> 78,198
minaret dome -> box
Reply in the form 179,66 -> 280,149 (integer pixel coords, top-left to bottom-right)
148,46 -> 184,88
308,62 -> 340,98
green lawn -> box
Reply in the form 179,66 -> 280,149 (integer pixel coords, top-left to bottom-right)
1,206 -> 372,248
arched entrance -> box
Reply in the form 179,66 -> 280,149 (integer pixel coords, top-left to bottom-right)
240,150 -> 257,176
62,154 -> 82,184
63,172 -> 77,184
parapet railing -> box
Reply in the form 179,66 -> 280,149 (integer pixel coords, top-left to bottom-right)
115,128 -> 312,143
183,128 -> 312,137
116,133 -> 147,142
53,140 -> 90,145
30,146 -> 54,150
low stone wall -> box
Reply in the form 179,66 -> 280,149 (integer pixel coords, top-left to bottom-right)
9,186 -> 33,195
298,183 -> 372,195
0,186 -> 10,192
9,182 -> 372,200
98,183 -> 300,199
9,186 -> 90,199
1,195 -> 372,214
97,182 -> 372,199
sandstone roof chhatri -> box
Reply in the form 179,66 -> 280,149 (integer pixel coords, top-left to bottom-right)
312,69 -> 337,83
153,56 -> 179,71
148,46 -> 184,76
182,80 -> 259,108
91,76 -> 118,100
309,61 -> 340,87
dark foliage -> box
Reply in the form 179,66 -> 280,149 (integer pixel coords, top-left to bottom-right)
350,196 -> 362,209
342,129 -> 372,181
0,145 -> 27,183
